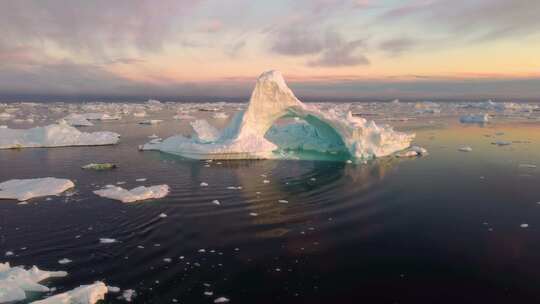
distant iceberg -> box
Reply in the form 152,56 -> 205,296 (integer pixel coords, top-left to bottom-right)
142,70 -> 414,160
0,122 -> 120,149
460,114 -> 490,123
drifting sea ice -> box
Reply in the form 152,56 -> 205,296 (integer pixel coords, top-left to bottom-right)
31,281 -> 108,304
0,262 -> 68,303
460,114 -> 490,123
0,178 -> 75,201
0,122 -> 120,149
93,185 -> 170,203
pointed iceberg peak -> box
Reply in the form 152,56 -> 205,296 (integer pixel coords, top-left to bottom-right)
256,70 -> 289,91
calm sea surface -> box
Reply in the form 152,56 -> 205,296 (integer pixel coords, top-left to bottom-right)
2,109 -> 540,303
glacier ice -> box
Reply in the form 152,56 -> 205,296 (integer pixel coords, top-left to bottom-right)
0,262 -> 68,303
141,70 -> 414,160
93,185 -> 169,203
0,122 -> 120,149
0,178 -> 75,201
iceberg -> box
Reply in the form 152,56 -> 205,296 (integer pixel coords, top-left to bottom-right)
31,281 -> 108,304
0,262 -> 67,303
0,123 -> 120,149
0,178 -> 75,201
93,185 -> 169,203
142,70 -> 414,160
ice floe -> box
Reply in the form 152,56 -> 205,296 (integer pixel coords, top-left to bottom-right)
82,163 -> 117,170
0,178 -> 75,201
141,70 -> 414,160
0,123 -> 120,149
0,262 -> 67,303
460,114 -> 490,123
93,185 -> 169,203
31,281 -> 107,304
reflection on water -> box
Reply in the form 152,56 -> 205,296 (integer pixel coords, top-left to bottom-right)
2,118 -> 540,303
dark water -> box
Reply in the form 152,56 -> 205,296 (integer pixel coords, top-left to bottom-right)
2,119 -> 540,303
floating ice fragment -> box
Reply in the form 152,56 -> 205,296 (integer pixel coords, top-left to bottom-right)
107,286 -> 120,293
82,163 -> 117,170
122,289 -> 136,302
200,182 -> 209,187
212,200 -> 221,205
491,141 -> 511,146
58,258 -> 72,265
520,223 -> 529,228
460,114 -> 490,123
31,282 -> 108,304
159,213 -> 167,218
0,178 -> 75,201
99,238 -> 117,244
519,164 -> 537,168
278,199 -> 289,204
93,185 -> 169,203
0,123 -> 120,149
458,146 -> 473,152
139,119 -> 163,125
135,178 -> 147,182
214,297 -> 230,303
0,262 -> 67,303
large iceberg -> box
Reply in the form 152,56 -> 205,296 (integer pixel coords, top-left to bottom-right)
0,122 -> 120,149
0,262 -> 67,303
141,70 -> 414,160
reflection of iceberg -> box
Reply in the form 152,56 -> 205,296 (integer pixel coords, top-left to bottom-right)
142,70 -> 414,160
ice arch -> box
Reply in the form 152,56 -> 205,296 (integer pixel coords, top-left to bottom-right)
142,70 -> 414,160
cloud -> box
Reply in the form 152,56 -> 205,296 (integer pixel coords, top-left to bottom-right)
380,0 -> 540,42
270,28 -> 325,56
0,0 -> 203,57
308,35 -> 369,67
378,38 -> 417,56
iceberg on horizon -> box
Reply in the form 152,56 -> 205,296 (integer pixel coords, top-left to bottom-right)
141,70 -> 414,160
0,122 -> 120,149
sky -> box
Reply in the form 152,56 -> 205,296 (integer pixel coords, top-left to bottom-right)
0,0 -> 539,101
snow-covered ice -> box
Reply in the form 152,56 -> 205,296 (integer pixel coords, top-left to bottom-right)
31,281 -> 107,304
0,123 -> 120,149
0,178 -> 75,201
141,70 -> 414,160
0,262 -> 67,303
93,185 -> 169,203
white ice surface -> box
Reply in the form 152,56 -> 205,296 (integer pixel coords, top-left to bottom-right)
31,281 -> 108,304
0,122 -> 120,149
0,262 -> 67,303
0,178 -> 75,201
142,70 -> 414,160
93,185 -> 169,203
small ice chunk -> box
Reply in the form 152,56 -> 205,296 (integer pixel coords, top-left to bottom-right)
93,185 -> 169,203
492,141 -> 511,146
520,223 -> 529,228
58,258 -> 72,265
135,178 -> 147,182
200,182 -> 209,187
82,163 -> 117,170
212,112 -> 229,119
212,199 -> 221,205
0,178 -> 75,201
249,212 -> 259,217
31,281 -> 108,304
204,291 -> 214,296
159,213 -> 167,218
458,146 -> 473,152
460,114 -> 490,123
107,286 -> 120,293
278,199 -> 289,204
99,238 -> 117,244
122,289 -> 137,302
214,297 -> 230,303
163,258 -> 172,263
139,119 -> 163,125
